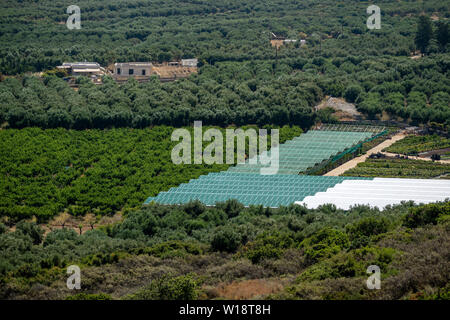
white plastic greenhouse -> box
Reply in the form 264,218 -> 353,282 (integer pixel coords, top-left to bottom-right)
295,178 -> 450,209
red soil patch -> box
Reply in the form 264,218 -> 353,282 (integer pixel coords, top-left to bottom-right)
214,278 -> 286,300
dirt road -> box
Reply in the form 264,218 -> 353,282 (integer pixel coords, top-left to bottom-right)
324,132 -> 407,176
382,151 -> 450,164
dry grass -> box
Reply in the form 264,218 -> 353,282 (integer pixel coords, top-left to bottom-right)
270,40 -> 284,49
213,278 -> 287,299
152,66 -> 197,79
38,211 -> 123,236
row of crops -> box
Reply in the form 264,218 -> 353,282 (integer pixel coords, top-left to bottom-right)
384,134 -> 450,155
342,158 -> 450,179
0,126 -> 303,221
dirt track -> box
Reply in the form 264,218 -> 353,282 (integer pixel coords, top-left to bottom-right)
382,151 -> 450,164
324,132 -> 407,176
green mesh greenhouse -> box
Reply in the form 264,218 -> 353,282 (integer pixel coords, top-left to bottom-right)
144,125 -> 387,208
144,173 -> 373,207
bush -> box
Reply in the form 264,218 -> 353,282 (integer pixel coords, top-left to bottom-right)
216,199 -> 244,218
66,293 -> 113,300
287,216 -> 307,232
301,228 -> 349,263
240,232 -> 296,263
211,228 -> 241,253
403,202 -> 450,228
344,85 -> 363,103
16,221 -> 44,245
127,274 -> 199,300
114,210 -> 160,238
297,246 -> 398,283
346,217 -> 391,248
185,219 -> 207,235
352,246 -> 398,276
84,252 -> 121,266
183,200 -> 206,217
297,255 -> 355,282
147,240 -> 204,258
43,228 -> 78,246
0,223 -> 7,234
14,263 -> 40,278
245,244 -> 284,264
40,254 -> 64,269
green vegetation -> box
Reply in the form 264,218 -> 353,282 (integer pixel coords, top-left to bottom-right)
385,135 -> 450,155
0,73 -> 320,129
0,200 -> 448,300
342,158 -> 450,179
125,274 -> 200,300
66,293 -> 113,300
0,126 -> 301,221
1,0 -> 448,74
415,15 -> 434,54
403,201 -> 450,228
0,0 -> 449,301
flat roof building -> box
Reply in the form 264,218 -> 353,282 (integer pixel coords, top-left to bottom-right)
57,62 -> 103,77
113,62 -> 153,82
114,62 -> 152,76
181,59 -> 198,67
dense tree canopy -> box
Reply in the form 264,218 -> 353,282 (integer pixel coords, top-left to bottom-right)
415,15 -> 433,53
0,126 -> 301,221
0,0 -> 449,128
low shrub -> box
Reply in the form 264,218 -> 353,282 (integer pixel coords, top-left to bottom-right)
211,228 -> 241,253
239,232 -> 296,263
147,240 -> 204,258
346,217 -> 391,248
66,293 -> 113,300
403,202 -> 450,228
127,274 -> 199,300
300,228 -> 349,263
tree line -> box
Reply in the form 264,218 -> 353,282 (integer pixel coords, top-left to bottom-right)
1,51 -> 448,129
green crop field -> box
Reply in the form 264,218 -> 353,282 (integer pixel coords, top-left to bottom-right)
385,135 -> 450,155
0,126 -> 301,221
342,158 -> 450,179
